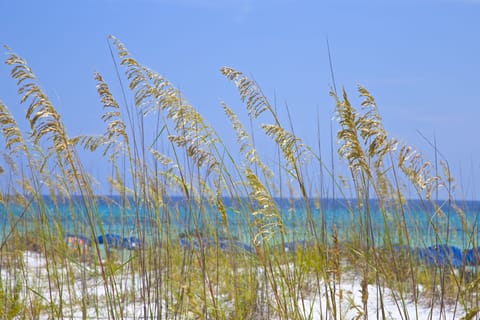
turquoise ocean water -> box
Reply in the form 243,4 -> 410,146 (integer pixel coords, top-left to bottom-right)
1,196 -> 480,249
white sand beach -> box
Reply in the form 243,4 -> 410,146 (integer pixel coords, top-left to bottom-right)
0,251 -> 466,319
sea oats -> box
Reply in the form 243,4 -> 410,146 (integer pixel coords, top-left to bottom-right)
0,101 -> 27,155
221,67 -> 274,121
110,36 -> 219,176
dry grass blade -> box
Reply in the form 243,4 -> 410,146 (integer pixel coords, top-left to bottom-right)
110,36 -> 219,175
358,85 -> 397,166
245,168 -> 282,244
262,123 -> 306,169
398,144 -> 439,199
0,101 -> 27,155
76,72 -> 129,162
220,67 -> 275,121
5,49 -> 83,191
221,68 -> 311,201
333,86 -> 399,193
96,72 -> 128,142
357,86 -> 400,200
222,103 -> 273,179
332,88 -> 369,177
5,52 -> 62,145
109,35 -> 165,115
1,153 -> 18,175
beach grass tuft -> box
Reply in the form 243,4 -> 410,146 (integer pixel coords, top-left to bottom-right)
0,37 -> 479,319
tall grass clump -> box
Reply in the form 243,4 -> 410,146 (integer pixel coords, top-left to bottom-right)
0,37 -> 479,319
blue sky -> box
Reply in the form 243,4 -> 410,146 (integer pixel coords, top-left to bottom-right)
1,0 -> 479,198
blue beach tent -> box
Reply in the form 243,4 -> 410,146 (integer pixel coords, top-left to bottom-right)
97,234 -> 143,250
464,247 -> 480,266
415,245 -> 464,268
97,234 -> 124,249
179,237 -> 197,250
